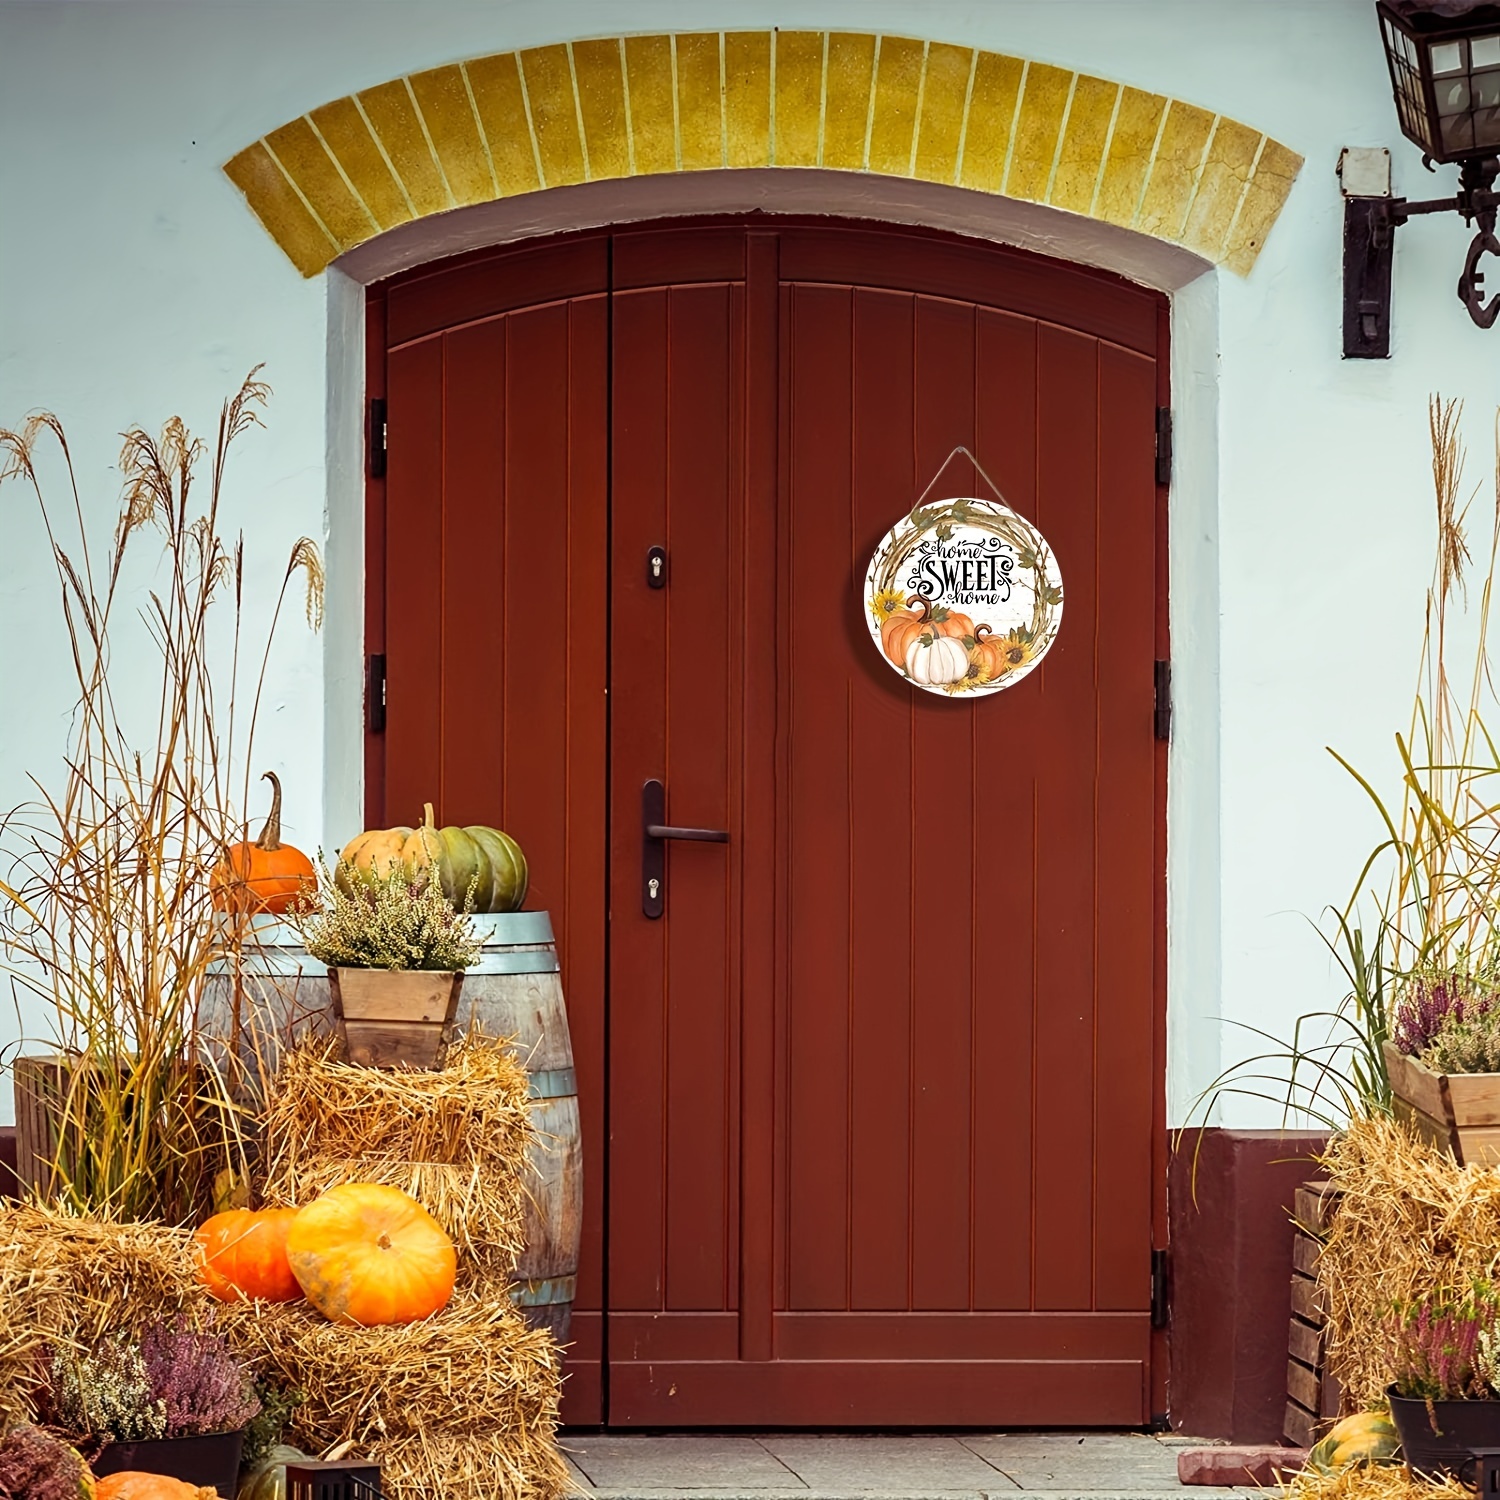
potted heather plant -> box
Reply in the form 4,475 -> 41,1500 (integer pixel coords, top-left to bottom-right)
1385,1280 -> 1500,1475
0,1425 -> 94,1500
293,859 -> 481,1069
38,1321 -> 260,1498
1384,968 -> 1500,1165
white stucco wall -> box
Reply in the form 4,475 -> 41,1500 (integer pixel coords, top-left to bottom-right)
1,0 -> 1495,1128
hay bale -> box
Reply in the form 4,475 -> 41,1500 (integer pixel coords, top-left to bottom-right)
258,1034 -> 531,1281
1319,1113 -> 1500,1409
0,1203 -> 206,1428
217,1287 -> 559,1446
369,1428 -> 572,1500
1284,1465 -> 1465,1500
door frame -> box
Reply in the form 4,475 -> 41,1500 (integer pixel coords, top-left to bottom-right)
360,213 -> 1172,1426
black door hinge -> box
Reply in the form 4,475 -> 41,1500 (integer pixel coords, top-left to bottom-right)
367,653 -> 386,734
1151,1248 -> 1170,1328
1155,406 -> 1172,487
368,398 -> 388,479
1154,659 -> 1172,742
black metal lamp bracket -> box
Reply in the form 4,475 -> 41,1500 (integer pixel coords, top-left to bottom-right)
1345,156 -> 1500,355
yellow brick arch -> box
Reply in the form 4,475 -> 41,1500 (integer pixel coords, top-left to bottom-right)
224,31 -> 1302,279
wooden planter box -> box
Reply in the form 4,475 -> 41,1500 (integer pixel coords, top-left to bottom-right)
1384,1039 -> 1500,1166
330,968 -> 464,1069
12,1052 -> 96,1199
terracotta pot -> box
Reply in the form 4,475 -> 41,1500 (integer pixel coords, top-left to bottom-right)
329,967 -> 464,1069
1387,1385 -> 1500,1476
93,1430 -> 244,1499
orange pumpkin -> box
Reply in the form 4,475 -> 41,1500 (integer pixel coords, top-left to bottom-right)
285,1183 -> 456,1326
971,623 -> 1034,680
880,596 -> 974,668
193,1207 -> 303,1303
211,773 -> 315,915
96,1476 -> 217,1500
969,623 -> 1009,680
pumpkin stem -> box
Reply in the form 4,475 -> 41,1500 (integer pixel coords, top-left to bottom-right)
907,595 -> 932,622
423,802 -> 436,829
974,623 -> 993,643
255,771 -> 284,852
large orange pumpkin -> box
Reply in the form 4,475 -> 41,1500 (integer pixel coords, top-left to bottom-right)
880,596 -> 974,668
211,773 -> 315,915
96,1476 -> 216,1500
285,1183 -> 456,1326
193,1207 -> 303,1303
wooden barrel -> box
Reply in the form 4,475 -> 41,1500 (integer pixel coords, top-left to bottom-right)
199,910 -> 582,1342
457,910 -> 582,1343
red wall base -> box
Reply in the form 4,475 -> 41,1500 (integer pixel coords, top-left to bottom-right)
1168,1128 -> 1328,1442
0,1125 -> 16,1200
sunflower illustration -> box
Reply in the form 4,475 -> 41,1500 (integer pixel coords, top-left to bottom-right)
868,587 -> 908,627
994,628 -> 1036,672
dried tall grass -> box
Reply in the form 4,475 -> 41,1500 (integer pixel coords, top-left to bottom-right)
1184,401 -> 1500,1139
0,374 -> 323,1223
1318,1113 -> 1500,1410
257,1034 -> 532,1280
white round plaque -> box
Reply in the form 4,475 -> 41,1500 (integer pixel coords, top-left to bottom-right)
864,496 -> 1063,696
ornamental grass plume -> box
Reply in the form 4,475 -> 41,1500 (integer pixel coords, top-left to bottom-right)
294,859 -> 481,971
0,371 -> 325,1223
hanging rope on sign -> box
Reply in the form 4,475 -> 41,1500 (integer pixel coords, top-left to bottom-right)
907,444 -> 1018,518
861,444 -> 1065,698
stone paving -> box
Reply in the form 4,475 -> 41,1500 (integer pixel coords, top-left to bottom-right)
562,1432 -> 1259,1500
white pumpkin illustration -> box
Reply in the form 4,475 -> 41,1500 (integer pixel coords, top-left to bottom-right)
904,632 -> 969,685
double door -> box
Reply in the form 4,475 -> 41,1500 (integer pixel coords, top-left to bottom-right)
369,220 -> 1166,1427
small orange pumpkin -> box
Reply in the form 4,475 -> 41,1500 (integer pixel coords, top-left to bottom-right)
285,1183 -> 456,1326
211,773 -> 315,915
880,597 -> 974,668
96,1476 -> 217,1500
193,1207 -> 303,1303
969,623 -> 1009,681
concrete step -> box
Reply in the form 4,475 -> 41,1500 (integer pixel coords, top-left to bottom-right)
562,1434 -> 1265,1500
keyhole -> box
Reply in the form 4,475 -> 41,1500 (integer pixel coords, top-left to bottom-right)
651,557 -> 662,578
647,546 -> 667,588
648,878 -> 660,898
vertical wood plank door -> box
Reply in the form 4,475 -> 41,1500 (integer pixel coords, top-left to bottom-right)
372,219 -> 1167,1429
371,237 -> 612,1423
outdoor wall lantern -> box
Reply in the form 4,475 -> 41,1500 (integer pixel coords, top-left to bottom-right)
1346,0 -> 1500,354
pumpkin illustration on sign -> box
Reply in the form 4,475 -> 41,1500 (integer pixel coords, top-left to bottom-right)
864,494 -> 1063,697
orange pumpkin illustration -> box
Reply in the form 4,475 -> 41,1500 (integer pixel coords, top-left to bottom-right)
880,597 -> 974,668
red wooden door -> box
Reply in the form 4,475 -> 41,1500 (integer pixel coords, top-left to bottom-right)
370,220 -> 1166,1429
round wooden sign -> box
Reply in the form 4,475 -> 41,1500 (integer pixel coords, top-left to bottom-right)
864,496 -> 1063,696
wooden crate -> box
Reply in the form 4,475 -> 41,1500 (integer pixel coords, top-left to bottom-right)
1284,1179 -> 1343,1448
1384,1040 -> 1500,1166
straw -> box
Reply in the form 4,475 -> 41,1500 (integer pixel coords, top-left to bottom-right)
1319,1114 -> 1500,1410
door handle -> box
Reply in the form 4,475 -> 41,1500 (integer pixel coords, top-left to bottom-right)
642,779 -> 728,918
